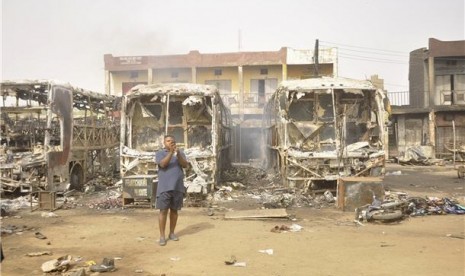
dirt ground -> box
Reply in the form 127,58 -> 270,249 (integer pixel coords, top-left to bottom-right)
1,163 -> 464,276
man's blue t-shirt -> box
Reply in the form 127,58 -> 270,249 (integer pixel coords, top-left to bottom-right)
155,149 -> 186,196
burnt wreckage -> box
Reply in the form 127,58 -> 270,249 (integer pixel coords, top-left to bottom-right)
120,83 -> 232,198
263,77 -> 389,191
0,80 -> 120,193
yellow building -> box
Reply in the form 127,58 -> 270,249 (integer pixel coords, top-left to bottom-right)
105,47 -> 337,117
104,47 -> 338,163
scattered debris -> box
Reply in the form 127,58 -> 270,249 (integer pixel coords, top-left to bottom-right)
271,225 -> 290,233
258,249 -> 274,255
90,257 -> 116,272
446,234 -> 465,239
289,224 -> 303,232
221,166 -> 269,188
41,255 -> 72,273
355,193 -> 465,223
87,191 -> 123,209
225,255 -> 237,265
0,196 -> 31,214
41,212 -> 59,218
34,232 -> 47,239
385,171 -> 402,176
25,251 -> 52,257
263,193 -> 295,209
323,190 -> 335,203
0,224 -> 30,235
271,224 -> 303,233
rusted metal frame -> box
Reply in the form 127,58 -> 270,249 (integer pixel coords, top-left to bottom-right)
44,83 -> 54,189
102,126 -> 117,147
72,125 -> 86,147
212,95 -> 219,152
119,97 -> 128,176
354,156 -> 384,177
127,101 -> 136,156
287,157 -> 323,178
331,89 -> 343,177
0,81 -> 118,192
211,95 -> 220,191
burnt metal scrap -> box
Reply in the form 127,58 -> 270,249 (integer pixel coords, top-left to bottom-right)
263,77 -> 389,190
355,192 -> 465,223
120,83 -> 232,195
0,80 -> 119,193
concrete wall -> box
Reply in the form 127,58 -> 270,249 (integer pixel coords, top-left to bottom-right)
111,70 -> 148,96
197,66 -> 239,92
153,68 -> 192,83
242,65 -> 282,94
286,64 -> 333,80
409,48 -> 428,108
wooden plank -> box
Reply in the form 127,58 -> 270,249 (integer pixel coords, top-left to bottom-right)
224,208 -> 288,220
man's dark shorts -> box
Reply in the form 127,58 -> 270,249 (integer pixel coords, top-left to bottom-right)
155,190 -> 184,210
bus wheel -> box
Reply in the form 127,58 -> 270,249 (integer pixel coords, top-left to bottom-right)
70,164 -> 84,191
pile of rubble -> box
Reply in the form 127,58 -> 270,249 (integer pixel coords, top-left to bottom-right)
215,166 -> 336,209
385,192 -> 465,216
355,191 -> 465,224
257,189 -> 336,209
221,165 -> 275,188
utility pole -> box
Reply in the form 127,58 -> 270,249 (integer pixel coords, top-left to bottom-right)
314,39 -> 319,77
238,29 -> 242,52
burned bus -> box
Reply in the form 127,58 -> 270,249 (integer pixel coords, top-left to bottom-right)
120,83 -> 232,203
263,77 -> 389,192
0,80 -> 120,193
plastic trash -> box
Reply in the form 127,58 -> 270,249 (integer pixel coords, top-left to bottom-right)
258,249 -> 274,255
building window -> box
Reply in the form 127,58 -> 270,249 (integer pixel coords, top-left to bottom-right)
260,68 -> 268,75
171,72 -> 179,78
130,71 -> 139,79
446,60 -> 457,66
214,69 -> 222,76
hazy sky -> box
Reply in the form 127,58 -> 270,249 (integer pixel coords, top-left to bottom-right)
1,0 -> 464,92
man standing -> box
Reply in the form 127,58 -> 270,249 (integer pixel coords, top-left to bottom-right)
155,135 -> 189,246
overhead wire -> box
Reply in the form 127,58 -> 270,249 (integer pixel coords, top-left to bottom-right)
319,40 -> 410,90
338,54 -> 408,64
320,40 -> 408,64
320,40 -> 407,54
322,45 -> 408,57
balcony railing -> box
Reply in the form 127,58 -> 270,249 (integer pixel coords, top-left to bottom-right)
387,91 -> 410,106
219,92 -> 275,109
